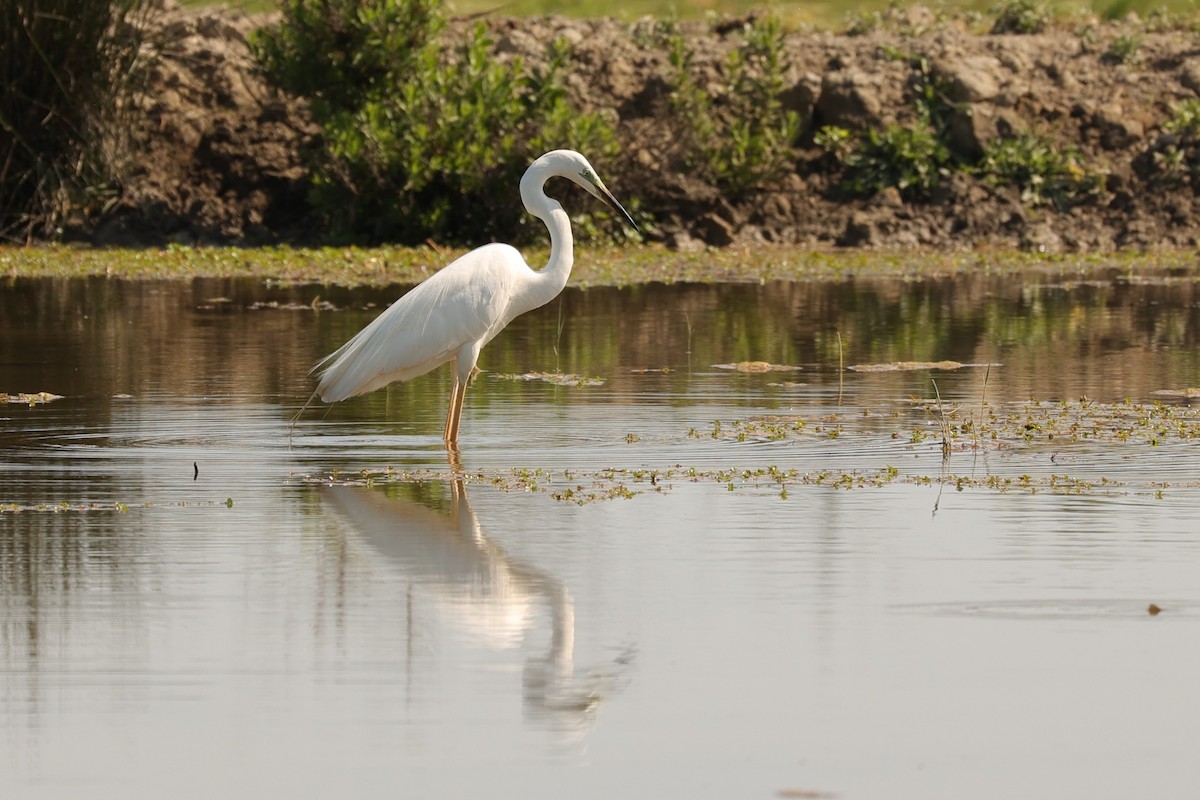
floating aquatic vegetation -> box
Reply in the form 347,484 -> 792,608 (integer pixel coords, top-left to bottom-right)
693,415 -> 812,441
287,433 -> 1200,506
279,397 -> 1200,507
848,360 -> 997,372
1152,388 -> 1200,398
296,460 -> 1200,504
980,399 -> 1200,446
0,498 -> 231,513
245,299 -> 340,312
4,391 -> 64,405
701,399 -> 1200,450
712,361 -> 802,373
492,372 -> 605,387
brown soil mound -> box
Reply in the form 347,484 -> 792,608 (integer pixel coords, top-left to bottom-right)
85,2 -> 1200,252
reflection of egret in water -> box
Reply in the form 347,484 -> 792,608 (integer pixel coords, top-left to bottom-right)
320,479 -> 631,737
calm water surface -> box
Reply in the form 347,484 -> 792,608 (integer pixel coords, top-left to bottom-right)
3,266 -> 1200,799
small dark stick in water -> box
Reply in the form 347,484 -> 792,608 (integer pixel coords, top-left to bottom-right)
194,462 -> 199,481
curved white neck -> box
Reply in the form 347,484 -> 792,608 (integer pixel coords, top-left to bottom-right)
519,168 -> 575,311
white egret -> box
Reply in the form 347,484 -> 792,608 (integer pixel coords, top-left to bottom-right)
311,149 -> 636,445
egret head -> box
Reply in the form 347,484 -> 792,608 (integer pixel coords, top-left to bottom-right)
533,150 -> 639,232
576,165 -> 638,231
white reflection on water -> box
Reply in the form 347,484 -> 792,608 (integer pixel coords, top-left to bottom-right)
320,479 -> 632,737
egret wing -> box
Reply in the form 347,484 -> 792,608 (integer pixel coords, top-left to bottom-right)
314,245 -> 523,402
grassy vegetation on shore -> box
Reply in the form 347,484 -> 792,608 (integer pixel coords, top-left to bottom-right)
4,244 -> 1198,287
185,0 -> 1200,27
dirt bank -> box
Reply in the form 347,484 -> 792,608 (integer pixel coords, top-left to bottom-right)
86,2 -> 1200,252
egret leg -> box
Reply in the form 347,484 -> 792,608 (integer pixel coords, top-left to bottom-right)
443,375 -> 459,442
443,377 -> 468,444
443,374 -> 456,441
444,345 -> 482,446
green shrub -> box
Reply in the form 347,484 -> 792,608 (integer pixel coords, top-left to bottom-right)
250,0 -> 442,116
1143,7 -> 1200,34
817,123 -> 951,200
976,132 -> 1102,208
251,0 -> 620,244
990,0 -> 1050,34
843,3 -> 952,37
1152,99 -> 1200,183
843,9 -> 884,36
667,13 -> 800,197
1104,33 -> 1141,64
1162,99 -> 1200,139
814,54 -> 957,201
1,0 -> 151,241
906,53 -> 961,140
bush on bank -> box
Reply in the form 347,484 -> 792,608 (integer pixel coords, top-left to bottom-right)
1,0 -> 151,243
249,0 -> 622,245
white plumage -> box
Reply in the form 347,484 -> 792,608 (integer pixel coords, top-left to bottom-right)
312,150 -> 635,445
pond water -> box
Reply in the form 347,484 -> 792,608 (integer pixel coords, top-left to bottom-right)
3,266 -> 1200,799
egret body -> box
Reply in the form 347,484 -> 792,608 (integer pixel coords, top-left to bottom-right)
312,150 -> 635,445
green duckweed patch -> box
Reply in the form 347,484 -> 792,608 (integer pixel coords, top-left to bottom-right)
944,398 -> 1200,448
296,464 -> 1200,504
697,398 -> 1200,449
297,464 -> 908,504
298,455 -> 1198,509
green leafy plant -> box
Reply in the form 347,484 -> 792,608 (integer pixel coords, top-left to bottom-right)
843,8 -> 885,36
1143,7 -> 1200,34
1152,99 -> 1200,183
1104,33 -> 1141,64
976,131 -> 1102,208
814,54 -> 958,201
1,0 -> 152,242
989,0 -> 1050,34
817,49 -> 1102,210
667,13 -> 800,196
843,2 -> 950,37
1162,99 -> 1200,139
813,125 -> 855,162
251,0 -> 619,244
818,123 -> 951,200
